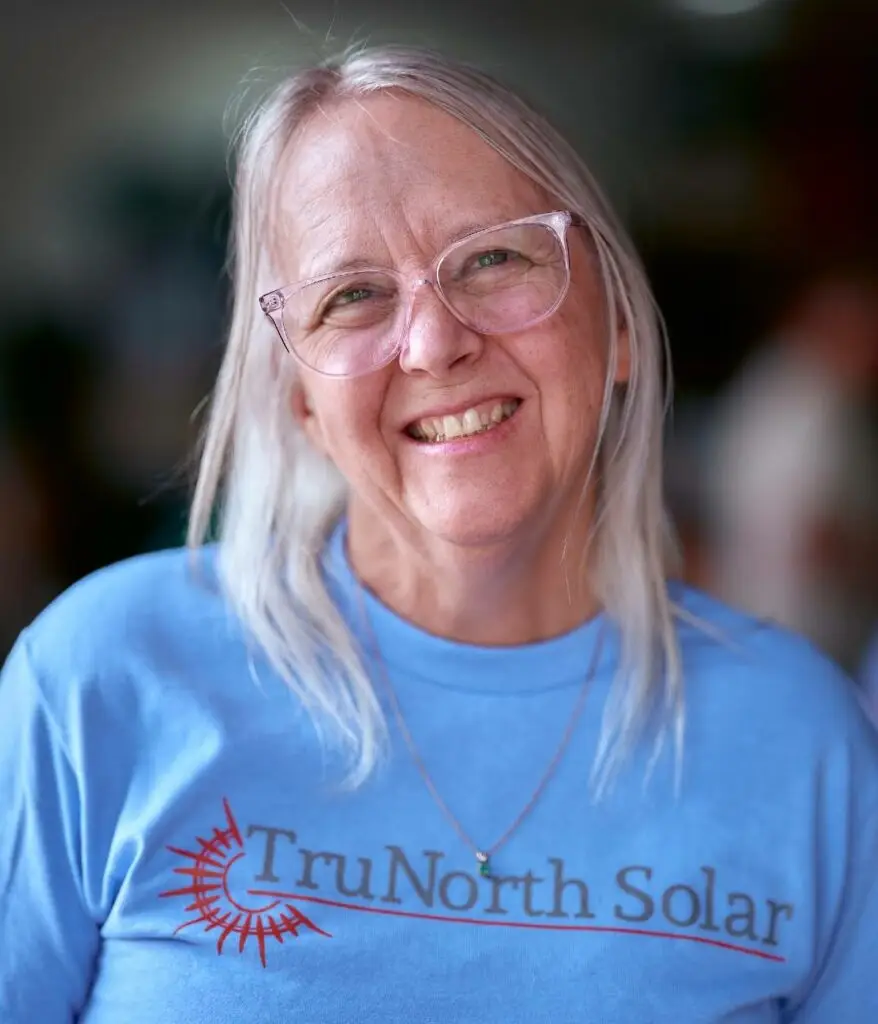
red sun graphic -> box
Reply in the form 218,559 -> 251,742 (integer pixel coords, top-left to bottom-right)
159,798 -> 331,967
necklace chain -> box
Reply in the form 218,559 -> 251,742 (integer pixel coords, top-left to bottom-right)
359,591 -> 604,877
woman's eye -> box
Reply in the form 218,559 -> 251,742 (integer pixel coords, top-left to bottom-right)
475,250 -> 514,269
330,287 -> 373,307
312,282 -> 396,329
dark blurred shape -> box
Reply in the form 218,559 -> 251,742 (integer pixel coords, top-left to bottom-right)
768,0 -> 878,262
0,317 -> 91,649
73,167 -> 229,560
0,167 -> 229,654
703,262 -> 878,670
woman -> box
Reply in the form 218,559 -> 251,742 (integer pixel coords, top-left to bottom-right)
1,45 -> 875,1023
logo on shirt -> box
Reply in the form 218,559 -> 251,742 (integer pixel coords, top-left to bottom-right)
161,799 -> 795,969
159,799 -> 331,967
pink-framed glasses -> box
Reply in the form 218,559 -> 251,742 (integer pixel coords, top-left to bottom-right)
258,209 -> 586,378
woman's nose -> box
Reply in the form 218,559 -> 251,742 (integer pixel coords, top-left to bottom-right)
397,280 -> 484,377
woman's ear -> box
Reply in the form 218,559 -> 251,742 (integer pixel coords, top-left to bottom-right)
291,383 -> 329,456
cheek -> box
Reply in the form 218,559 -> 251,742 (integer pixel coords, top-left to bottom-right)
306,376 -> 393,470
552,350 -> 606,447
514,315 -> 609,468
555,289 -> 612,404
520,314 -> 608,410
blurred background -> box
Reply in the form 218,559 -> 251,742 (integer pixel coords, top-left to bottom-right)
1,0 -> 876,686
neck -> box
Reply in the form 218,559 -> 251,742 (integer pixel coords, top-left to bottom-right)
345,504 -> 599,646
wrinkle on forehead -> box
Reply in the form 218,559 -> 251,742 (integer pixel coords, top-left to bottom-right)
267,92 -> 553,284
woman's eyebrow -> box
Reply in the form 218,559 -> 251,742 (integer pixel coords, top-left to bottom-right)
310,256 -> 386,279
437,212 -> 527,247
292,213 -> 527,282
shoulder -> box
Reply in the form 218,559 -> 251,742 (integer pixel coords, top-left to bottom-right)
673,580 -> 850,687
27,544 -> 224,636
670,583 -> 878,768
17,545 -> 233,700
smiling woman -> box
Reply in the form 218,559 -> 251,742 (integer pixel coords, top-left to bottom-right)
1,43 -> 877,1024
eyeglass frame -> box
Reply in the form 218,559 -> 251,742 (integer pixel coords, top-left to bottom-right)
258,209 -> 587,377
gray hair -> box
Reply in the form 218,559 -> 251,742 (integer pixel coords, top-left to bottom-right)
188,43 -> 684,791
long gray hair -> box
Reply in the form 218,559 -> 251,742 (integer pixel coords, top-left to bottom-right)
188,44 -> 684,791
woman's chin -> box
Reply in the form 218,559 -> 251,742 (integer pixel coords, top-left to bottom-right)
409,502 -> 537,552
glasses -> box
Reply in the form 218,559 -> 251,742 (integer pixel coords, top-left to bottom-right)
258,210 -> 585,378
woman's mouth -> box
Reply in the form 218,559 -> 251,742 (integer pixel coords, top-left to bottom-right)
405,398 -> 522,443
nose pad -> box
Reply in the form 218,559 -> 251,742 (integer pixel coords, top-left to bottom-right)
398,277 -> 436,356
400,278 -> 438,334
398,276 -> 482,375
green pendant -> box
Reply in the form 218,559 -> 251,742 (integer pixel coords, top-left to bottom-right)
476,851 -> 490,877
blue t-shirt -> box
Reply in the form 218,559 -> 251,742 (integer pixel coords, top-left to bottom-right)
860,631 -> 878,724
1,523 -> 877,1022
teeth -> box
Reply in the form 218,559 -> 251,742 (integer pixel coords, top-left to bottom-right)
443,414 -> 464,440
462,408 -> 481,434
409,399 -> 520,443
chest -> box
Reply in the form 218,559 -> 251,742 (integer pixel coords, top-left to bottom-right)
88,727 -> 811,1023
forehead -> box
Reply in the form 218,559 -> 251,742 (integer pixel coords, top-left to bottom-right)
271,93 -> 551,280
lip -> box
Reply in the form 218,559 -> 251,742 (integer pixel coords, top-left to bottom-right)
401,394 -> 522,432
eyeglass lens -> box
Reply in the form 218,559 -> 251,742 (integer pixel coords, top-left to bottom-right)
281,221 -> 568,376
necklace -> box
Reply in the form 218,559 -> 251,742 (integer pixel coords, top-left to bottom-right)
359,593 -> 605,879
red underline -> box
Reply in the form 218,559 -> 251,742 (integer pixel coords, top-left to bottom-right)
248,888 -> 785,962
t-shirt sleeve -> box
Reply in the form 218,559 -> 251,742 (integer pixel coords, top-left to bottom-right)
0,633 -> 100,1022
781,731 -> 878,1020
860,636 -> 878,724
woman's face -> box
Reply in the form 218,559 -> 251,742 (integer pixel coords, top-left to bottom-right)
275,93 -> 627,552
